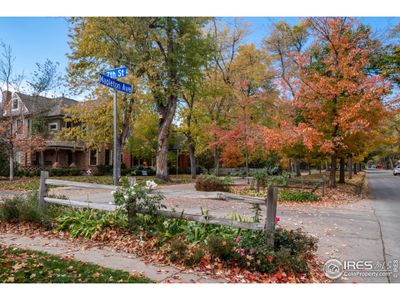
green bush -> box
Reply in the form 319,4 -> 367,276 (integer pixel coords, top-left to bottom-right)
184,247 -> 205,266
168,238 -> 188,263
195,175 -> 232,192
56,209 -> 127,239
48,168 -> 82,177
234,228 -> 318,275
0,193 -> 58,227
0,197 -> 22,222
96,165 -> 113,176
207,234 -> 236,261
279,189 -> 320,202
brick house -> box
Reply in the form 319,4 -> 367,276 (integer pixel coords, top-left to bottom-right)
0,91 -> 127,172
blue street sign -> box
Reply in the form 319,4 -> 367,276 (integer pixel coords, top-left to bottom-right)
99,74 -> 133,94
104,67 -> 127,79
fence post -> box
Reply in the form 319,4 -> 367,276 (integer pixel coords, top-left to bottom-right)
38,171 -> 49,209
128,176 -> 136,186
265,185 -> 278,247
322,175 -> 326,197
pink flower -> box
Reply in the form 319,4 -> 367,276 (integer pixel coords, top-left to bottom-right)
235,236 -> 241,243
249,248 -> 255,255
275,216 -> 281,222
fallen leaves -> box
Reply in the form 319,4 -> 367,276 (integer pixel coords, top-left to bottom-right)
0,220 -> 330,283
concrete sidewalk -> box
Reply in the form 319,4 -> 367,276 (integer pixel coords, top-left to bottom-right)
0,233 -> 226,283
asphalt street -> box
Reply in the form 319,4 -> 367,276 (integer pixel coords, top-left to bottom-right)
367,169 -> 400,283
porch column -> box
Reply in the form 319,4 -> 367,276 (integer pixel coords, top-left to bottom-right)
39,151 -> 44,169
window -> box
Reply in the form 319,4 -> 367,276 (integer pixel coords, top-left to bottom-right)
89,149 -> 98,166
48,122 -> 58,131
12,98 -> 18,110
66,121 -> 72,128
16,151 -> 23,164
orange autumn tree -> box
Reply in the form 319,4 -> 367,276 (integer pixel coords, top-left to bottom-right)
289,17 -> 394,187
210,44 -> 278,175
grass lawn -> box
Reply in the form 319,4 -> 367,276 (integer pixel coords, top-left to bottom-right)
0,244 -> 153,283
0,175 -> 195,192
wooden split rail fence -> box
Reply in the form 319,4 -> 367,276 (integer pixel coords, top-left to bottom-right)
38,171 -> 279,245
230,175 -> 327,196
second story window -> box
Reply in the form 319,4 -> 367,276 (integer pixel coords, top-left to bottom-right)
12,98 -> 18,110
48,122 -> 58,131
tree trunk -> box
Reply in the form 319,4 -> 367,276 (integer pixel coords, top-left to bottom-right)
9,142 -> 14,181
330,153 -> 337,188
308,163 -> 311,175
188,142 -> 196,179
214,147 -> 220,176
295,161 -> 301,176
389,157 -> 394,169
156,95 -> 177,181
339,157 -> 345,184
348,154 -> 353,179
354,163 -> 358,175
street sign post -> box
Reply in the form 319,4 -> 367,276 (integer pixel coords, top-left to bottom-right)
98,70 -> 133,186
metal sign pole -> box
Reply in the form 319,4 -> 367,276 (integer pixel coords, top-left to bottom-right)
113,88 -> 118,185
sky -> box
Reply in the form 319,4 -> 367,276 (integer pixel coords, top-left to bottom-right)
0,17 -> 399,99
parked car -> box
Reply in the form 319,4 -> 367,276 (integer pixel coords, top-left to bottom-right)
393,166 -> 400,176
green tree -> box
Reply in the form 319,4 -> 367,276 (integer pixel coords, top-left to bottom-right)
67,17 -> 212,180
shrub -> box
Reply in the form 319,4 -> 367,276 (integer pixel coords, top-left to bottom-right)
207,234 -> 236,261
48,168 -> 82,177
113,180 -> 165,230
96,164 -> 113,176
195,175 -> 232,192
234,228 -> 318,275
184,247 -> 205,266
56,209 -> 127,239
0,193 -> 57,227
168,238 -> 188,263
279,190 -> 320,202
0,197 -> 22,222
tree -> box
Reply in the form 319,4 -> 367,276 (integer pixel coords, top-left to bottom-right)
211,44 -> 277,175
0,43 -> 42,180
293,18 -> 394,187
27,59 -> 61,96
67,17 -> 212,180
194,18 -> 249,175
264,20 -> 311,175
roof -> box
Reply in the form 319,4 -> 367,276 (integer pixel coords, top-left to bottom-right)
15,92 -> 78,117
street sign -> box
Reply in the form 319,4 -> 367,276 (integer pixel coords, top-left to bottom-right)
104,67 -> 127,79
98,74 -> 133,94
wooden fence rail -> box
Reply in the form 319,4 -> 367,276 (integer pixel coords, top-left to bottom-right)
237,175 -> 326,196
38,171 -> 278,245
